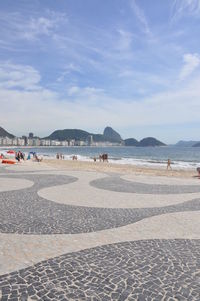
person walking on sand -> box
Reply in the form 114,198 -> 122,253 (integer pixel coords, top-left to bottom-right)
167,159 -> 172,170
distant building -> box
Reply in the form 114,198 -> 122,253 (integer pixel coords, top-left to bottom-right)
74,140 -> 87,146
27,138 -> 40,146
87,135 -> 93,146
17,138 -> 25,146
29,132 -> 34,139
22,136 -> 28,146
50,140 -> 61,146
2,137 -> 13,145
40,139 -> 51,146
68,139 -> 75,146
33,138 -> 40,146
61,141 -> 69,146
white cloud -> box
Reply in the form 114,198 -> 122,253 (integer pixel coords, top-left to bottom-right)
23,17 -> 55,40
57,64 -> 82,82
179,53 -> 200,80
0,10 -> 67,46
67,86 -> 80,96
23,12 -> 67,41
0,62 -> 41,90
171,0 -> 200,21
67,86 -> 105,101
129,0 -> 152,36
1,63 -> 200,138
117,30 -> 133,51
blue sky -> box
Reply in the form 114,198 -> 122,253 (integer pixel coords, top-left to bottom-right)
0,0 -> 200,143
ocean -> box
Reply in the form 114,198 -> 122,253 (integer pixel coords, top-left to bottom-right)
2,145 -> 200,170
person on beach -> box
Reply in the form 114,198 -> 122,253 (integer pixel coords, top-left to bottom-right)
167,158 -> 172,170
15,152 -> 20,162
20,152 -> 25,160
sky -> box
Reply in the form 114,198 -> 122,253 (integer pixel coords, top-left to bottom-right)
0,0 -> 200,143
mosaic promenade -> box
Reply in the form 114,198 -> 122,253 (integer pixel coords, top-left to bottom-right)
0,162 -> 200,300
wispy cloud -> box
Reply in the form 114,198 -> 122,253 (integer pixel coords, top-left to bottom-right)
0,62 -> 41,90
57,64 -> 82,82
171,0 -> 200,21
117,30 -> 133,51
0,10 -> 67,47
67,86 -> 105,102
129,0 -> 152,36
179,53 -> 200,80
1,63 -> 200,138
1,1 -> 200,141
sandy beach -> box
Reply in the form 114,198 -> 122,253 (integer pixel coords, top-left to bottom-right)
44,158 -> 198,179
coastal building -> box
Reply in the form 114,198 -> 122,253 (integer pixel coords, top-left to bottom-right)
22,136 -> 28,146
27,138 -> 40,146
75,140 -> 87,146
40,139 -> 51,146
1,137 -> 13,146
17,138 -> 25,146
50,140 -> 61,146
61,141 -> 69,146
87,135 -> 93,146
0,135 -> 123,147
68,139 -> 75,146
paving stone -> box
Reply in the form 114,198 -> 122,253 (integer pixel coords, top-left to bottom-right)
91,175 -> 200,194
0,167 -> 200,300
0,240 -> 199,300
0,173 -> 200,234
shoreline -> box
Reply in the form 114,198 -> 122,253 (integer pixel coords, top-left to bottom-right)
43,159 -> 198,179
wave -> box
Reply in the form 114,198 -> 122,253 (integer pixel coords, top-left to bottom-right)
43,153 -> 200,170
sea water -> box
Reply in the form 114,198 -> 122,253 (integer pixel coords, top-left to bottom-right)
3,146 -> 200,170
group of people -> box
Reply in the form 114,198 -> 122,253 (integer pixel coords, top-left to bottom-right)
15,151 -> 25,162
99,153 -> 108,162
56,152 -> 172,169
56,153 -> 65,160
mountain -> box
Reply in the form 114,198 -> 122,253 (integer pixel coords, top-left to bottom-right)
124,137 -> 165,147
193,142 -> 200,147
45,128 -> 166,146
139,137 -> 166,147
124,138 -> 139,146
45,127 -> 123,143
44,129 -> 90,141
0,126 -> 15,138
175,140 -> 199,147
103,127 -> 122,143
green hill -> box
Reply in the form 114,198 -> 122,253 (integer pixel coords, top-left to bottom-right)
44,129 -> 90,141
139,137 -> 166,147
124,138 -> 139,146
193,142 -> 200,147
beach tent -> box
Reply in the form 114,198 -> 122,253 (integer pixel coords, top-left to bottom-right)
1,150 -> 16,159
27,152 -> 36,160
